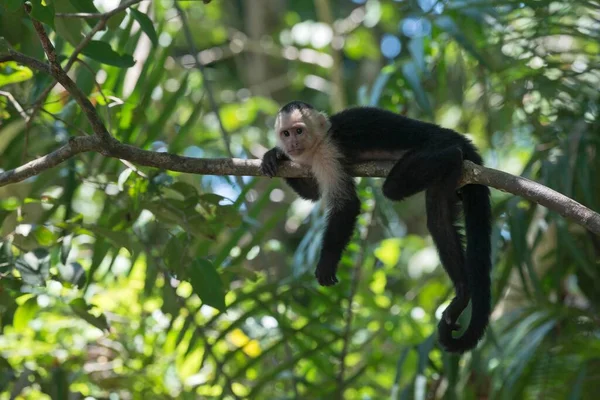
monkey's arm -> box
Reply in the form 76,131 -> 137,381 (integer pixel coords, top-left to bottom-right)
261,147 -> 321,201
315,178 -> 361,286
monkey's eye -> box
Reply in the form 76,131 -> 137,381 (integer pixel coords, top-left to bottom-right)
296,128 -> 303,134
282,130 -> 290,137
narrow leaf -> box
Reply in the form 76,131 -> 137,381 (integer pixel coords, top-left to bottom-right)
129,8 -> 158,46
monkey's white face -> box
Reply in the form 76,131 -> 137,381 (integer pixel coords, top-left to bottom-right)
275,109 -> 330,163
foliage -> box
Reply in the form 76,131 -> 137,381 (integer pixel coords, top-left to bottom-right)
0,0 -> 599,398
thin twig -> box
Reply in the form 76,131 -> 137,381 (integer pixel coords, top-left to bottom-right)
40,108 -> 89,136
0,91 -> 28,119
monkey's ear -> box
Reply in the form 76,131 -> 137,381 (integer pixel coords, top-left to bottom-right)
317,112 -> 332,131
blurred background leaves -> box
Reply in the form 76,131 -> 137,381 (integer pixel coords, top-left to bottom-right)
0,0 -> 599,398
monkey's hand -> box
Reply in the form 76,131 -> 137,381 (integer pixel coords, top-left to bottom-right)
315,254 -> 339,286
261,147 -> 281,178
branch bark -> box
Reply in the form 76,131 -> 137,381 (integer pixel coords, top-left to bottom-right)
1,144 -> 599,235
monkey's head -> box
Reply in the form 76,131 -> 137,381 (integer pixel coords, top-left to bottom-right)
275,101 -> 331,162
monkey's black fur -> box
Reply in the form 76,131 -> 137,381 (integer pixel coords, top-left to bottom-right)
261,103 -> 492,353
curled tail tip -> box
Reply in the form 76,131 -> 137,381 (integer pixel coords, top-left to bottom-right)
437,319 -> 486,353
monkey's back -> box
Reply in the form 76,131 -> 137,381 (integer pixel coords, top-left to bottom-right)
328,107 -> 480,163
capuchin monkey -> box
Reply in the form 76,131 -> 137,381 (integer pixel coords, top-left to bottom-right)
261,101 -> 492,353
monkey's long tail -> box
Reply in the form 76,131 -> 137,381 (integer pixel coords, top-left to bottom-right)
438,183 -> 492,353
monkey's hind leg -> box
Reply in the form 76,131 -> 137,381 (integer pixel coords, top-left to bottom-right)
426,186 -> 469,331
382,146 -> 463,202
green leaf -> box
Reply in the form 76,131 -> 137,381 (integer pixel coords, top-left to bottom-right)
0,62 -> 34,88
188,259 -> 226,311
79,226 -> 135,255
81,40 -> 135,67
54,15 -> 84,46
30,0 -> 55,28
129,8 -> 158,47
164,234 -> 188,276
13,296 -> 39,331
69,298 -> 110,331
198,193 -> 226,205
4,0 -> 23,12
15,248 -> 50,286
218,205 -> 243,228
33,225 -> 56,247
58,262 -> 86,287
169,181 -> 199,207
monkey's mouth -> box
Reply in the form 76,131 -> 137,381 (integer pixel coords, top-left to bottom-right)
288,148 -> 305,156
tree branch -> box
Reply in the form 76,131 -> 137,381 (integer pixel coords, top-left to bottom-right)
0,136 -> 101,185
1,144 -> 599,235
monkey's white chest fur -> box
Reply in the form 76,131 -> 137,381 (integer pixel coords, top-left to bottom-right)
294,138 -> 351,205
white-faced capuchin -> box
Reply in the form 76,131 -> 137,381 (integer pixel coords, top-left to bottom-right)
260,101 -> 492,353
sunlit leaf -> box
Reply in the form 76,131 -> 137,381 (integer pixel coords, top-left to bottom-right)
0,62 -> 34,87
374,238 -> 402,267
13,296 -> 38,331
33,225 -> 56,247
